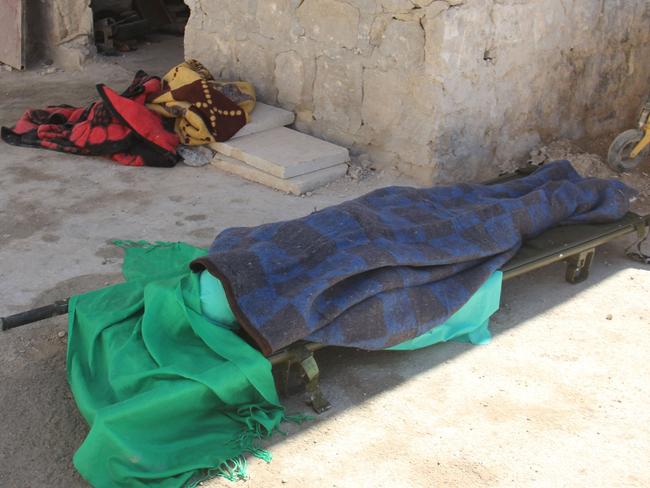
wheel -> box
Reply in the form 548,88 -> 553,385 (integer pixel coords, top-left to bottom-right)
607,129 -> 648,172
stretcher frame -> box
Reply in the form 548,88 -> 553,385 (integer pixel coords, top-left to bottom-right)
2,167 -> 649,413
271,209 -> 649,413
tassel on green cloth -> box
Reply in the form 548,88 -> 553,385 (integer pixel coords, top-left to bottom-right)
67,241 -> 289,487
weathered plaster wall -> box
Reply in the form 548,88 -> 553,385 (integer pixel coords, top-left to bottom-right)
27,0 -> 94,68
185,0 -> 650,183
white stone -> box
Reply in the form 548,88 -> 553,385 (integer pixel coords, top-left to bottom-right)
274,51 -> 305,107
297,0 -> 360,49
362,68 -> 408,134
232,40 -> 276,102
256,0 -> 293,39
378,19 -> 425,69
231,102 -> 295,139
380,0 -> 417,12
212,155 -> 347,195
369,14 -> 392,46
313,56 -> 363,133
212,127 -> 350,178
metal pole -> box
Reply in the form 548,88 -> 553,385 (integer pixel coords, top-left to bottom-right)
1,299 -> 69,331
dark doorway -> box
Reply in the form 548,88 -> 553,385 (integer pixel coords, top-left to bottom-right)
91,0 -> 189,55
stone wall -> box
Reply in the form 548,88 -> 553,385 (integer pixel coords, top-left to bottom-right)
27,0 -> 94,68
185,0 -> 650,183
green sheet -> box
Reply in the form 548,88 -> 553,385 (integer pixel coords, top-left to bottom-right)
69,241 -> 502,487
199,270 -> 503,351
67,241 -> 288,488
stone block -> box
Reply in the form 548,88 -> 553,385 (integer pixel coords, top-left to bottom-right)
380,0 -> 415,11
296,0 -> 360,49
362,68 -> 408,134
232,40 -> 276,102
212,155 -> 348,195
232,102 -> 295,139
274,51 -> 305,107
378,19 -> 425,69
211,127 -> 350,178
313,56 -> 363,133
256,0 -> 293,39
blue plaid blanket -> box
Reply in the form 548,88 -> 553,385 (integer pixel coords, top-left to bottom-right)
191,161 -> 635,355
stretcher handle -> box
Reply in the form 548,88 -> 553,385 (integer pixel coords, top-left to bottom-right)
1,299 -> 69,331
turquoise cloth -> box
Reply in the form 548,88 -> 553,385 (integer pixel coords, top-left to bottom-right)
387,271 -> 502,350
199,270 -> 503,351
199,270 -> 239,330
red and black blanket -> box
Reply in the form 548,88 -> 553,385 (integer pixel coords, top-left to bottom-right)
1,71 -> 180,167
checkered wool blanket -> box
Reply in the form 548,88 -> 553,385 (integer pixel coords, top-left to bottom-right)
191,161 -> 635,355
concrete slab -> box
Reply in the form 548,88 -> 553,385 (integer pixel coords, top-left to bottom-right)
212,154 -> 348,195
211,127 -> 350,179
231,102 -> 295,139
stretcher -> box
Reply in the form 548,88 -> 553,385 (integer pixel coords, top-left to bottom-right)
2,167 -> 649,413
266,208 -> 650,413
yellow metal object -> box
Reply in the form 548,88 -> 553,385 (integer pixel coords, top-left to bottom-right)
630,120 -> 650,158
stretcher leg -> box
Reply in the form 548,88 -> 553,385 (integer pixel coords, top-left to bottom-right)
565,248 -> 595,284
274,344 -> 332,414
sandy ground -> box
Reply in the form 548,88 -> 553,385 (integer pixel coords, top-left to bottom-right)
1,38 -> 649,488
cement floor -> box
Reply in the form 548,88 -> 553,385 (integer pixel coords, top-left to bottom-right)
0,39 -> 649,488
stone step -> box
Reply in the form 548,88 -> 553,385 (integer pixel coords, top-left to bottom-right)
211,127 -> 350,179
231,102 -> 295,139
212,154 -> 347,195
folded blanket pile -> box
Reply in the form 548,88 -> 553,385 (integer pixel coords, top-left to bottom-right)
1,71 -> 179,166
148,59 -> 256,145
1,60 -> 256,166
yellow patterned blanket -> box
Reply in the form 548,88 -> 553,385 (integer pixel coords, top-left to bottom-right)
148,60 -> 256,145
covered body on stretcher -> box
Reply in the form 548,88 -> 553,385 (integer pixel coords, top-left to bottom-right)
195,207 -> 649,411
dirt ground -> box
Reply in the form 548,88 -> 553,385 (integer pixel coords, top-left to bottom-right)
1,38 -> 649,488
